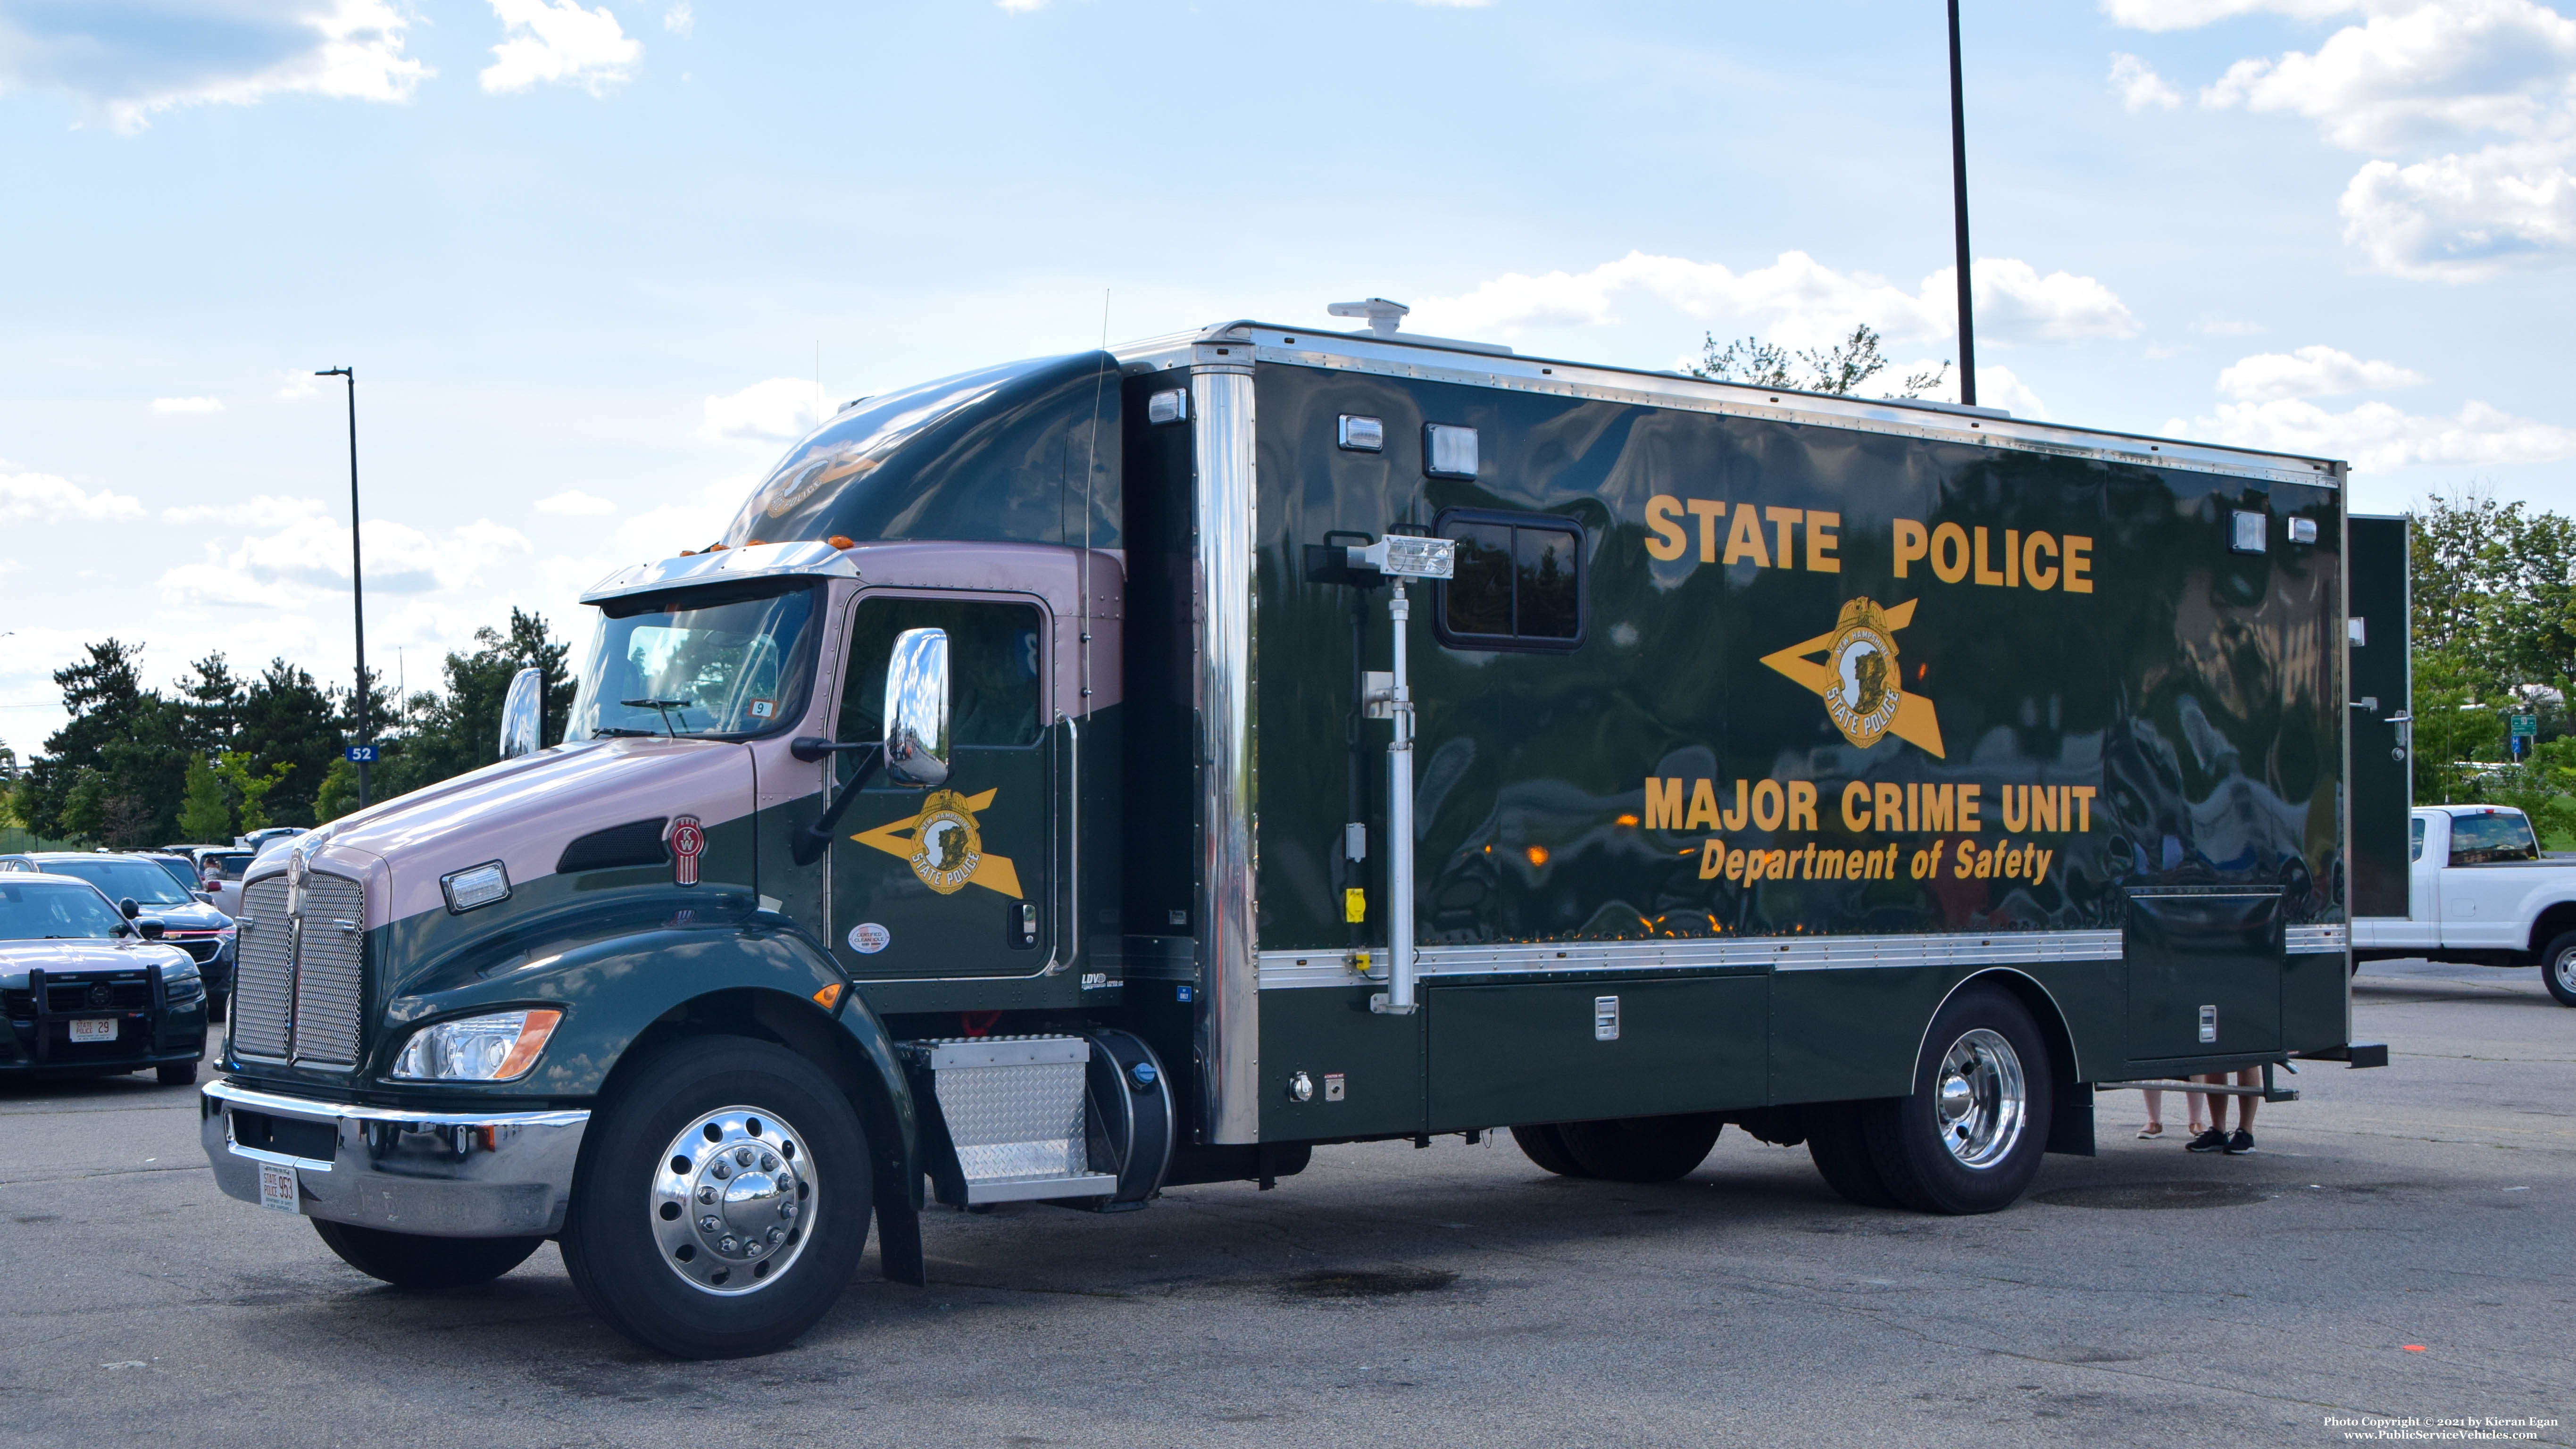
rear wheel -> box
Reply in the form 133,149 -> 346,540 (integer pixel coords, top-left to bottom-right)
1805,1102 -> 1899,1208
2543,932 -> 2576,1007
1863,987 -> 2053,1215
155,1061 -> 197,1087
1509,1124 -> 1592,1178
312,1220 -> 542,1289
561,1036 -> 869,1359
1558,1114 -> 1723,1183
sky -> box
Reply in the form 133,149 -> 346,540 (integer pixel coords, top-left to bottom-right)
2,0 -> 2572,758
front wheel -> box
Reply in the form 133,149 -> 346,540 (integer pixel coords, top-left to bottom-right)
1862,987 -> 2053,1215
1509,1124 -> 1592,1178
155,1061 -> 197,1087
312,1220 -> 542,1289
561,1036 -> 870,1359
1557,1114 -> 1723,1183
2543,932 -> 2576,1008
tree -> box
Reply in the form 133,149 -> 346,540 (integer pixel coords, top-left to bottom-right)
237,659 -> 341,827
177,755 -> 233,842
17,640 -> 191,845
1691,324 -> 1950,400
381,610 -> 575,794
215,751 -> 295,834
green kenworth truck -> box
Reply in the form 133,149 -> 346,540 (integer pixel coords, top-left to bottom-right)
201,308 -> 2389,1358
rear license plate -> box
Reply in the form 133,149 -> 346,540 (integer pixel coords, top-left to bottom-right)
258,1162 -> 300,1214
69,1018 -> 115,1043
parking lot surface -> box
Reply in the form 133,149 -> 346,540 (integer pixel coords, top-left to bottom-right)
2,960 -> 2568,1449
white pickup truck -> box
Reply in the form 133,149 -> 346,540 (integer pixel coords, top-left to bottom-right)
2353,805 -> 2576,1006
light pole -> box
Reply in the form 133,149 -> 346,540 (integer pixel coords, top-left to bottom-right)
315,366 -> 369,808
1947,0 -> 1977,408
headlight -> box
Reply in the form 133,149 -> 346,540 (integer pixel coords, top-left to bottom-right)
392,1009 -> 562,1082
163,963 -> 203,997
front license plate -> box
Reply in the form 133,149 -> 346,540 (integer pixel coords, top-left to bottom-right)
258,1162 -> 300,1214
69,1018 -> 115,1043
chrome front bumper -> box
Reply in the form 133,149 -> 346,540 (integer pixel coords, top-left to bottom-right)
201,1078 -> 590,1238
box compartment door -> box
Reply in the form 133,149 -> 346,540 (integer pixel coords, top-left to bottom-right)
2123,891 -> 2283,1063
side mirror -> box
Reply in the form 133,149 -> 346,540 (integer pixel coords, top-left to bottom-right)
137,920 -> 166,940
498,666 -> 545,760
881,627 -> 951,788
119,897 -> 141,920
193,891 -> 215,905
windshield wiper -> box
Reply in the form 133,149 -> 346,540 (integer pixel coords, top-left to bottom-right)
591,726 -> 663,738
620,698 -> 696,740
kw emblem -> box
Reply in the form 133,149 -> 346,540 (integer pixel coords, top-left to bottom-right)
850,788 -> 1024,898
1759,597 -> 1946,758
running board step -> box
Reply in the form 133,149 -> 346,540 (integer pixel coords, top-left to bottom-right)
902,1036 -> 1118,1207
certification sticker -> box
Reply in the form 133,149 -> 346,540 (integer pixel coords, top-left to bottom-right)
847,922 -> 891,955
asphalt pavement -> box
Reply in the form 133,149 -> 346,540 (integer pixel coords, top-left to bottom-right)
1,960 -> 2568,1449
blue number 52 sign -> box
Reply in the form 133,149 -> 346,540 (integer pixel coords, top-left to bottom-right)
344,745 -> 379,763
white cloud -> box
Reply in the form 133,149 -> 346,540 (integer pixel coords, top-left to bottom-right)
2199,0 -> 2576,151
2109,53 -> 2182,112
699,377 -> 828,445
2217,344 -> 2427,400
2101,0 -> 2363,32
662,2 -> 694,37
2168,0 -> 2576,278
1973,365 -> 2051,419
2340,141 -> 2576,277
481,0 -> 642,95
534,489 -> 618,516
996,0 -> 1049,9
1409,250 -> 2136,350
0,0 -> 428,134
2172,396 -> 2576,471
2194,317 -> 2268,335
161,494 -> 331,527
150,395 -> 223,414
0,465 -> 145,524
276,372 -> 320,400
157,515 -> 533,609
0,559 -> 22,575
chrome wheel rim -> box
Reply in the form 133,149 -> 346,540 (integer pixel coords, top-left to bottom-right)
651,1106 -> 815,1297
2556,949 -> 2576,996
1934,1028 -> 2026,1170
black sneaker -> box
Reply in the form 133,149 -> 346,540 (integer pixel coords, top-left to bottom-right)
2185,1129 -> 2230,1153
2225,1130 -> 2255,1155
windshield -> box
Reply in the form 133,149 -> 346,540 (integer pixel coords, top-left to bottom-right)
567,582 -> 820,740
0,880 -> 124,940
44,858 -> 193,906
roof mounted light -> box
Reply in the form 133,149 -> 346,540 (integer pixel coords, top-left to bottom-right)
1328,298 -> 1410,338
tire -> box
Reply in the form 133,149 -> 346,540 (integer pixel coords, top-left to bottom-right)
155,1061 -> 198,1087
312,1220 -> 542,1289
560,1036 -> 869,1359
1510,1124 -> 1592,1178
1805,1101 -> 1899,1208
1557,1114 -> 1723,1183
208,995 -> 226,1025
2543,932 -> 2576,1008
1863,987 -> 2054,1215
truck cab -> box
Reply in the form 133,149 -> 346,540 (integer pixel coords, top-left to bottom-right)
2353,805 -> 2576,1003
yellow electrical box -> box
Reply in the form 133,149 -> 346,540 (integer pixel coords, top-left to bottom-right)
1343,888 -> 1366,923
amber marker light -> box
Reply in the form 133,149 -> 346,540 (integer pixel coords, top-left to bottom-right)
1525,845 -> 1550,866
812,982 -> 845,1010
494,1010 -> 563,1080
826,535 -> 858,550
1615,814 -> 1639,826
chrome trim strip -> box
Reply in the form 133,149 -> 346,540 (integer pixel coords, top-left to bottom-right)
1255,930 -> 2125,988
204,1078 -> 594,1130
965,1172 -> 1120,1206
2286,924 -> 2349,954
1192,358 -> 1260,1145
224,1141 -> 333,1174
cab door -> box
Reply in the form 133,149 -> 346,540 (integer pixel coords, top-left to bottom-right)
827,593 -> 1053,979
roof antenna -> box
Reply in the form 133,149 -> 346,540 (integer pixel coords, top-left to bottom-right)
1328,298 -> 1410,339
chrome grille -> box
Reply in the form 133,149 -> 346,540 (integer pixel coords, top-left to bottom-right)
230,877 -> 293,1060
290,873 -> 367,1066
226,870 -> 367,1067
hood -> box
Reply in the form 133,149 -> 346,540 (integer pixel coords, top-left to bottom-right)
140,900 -> 232,931
0,936 -> 196,982
262,735 -> 759,933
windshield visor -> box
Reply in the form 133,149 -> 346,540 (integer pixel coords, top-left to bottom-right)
46,858 -> 192,906
0,880 -> 124,940
568,581 -> 821,740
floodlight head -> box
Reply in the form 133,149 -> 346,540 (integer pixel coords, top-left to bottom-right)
1327,298 -> 1411,338
1346,535 -> 1455,580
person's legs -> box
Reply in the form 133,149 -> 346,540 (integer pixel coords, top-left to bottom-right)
2141,1087 -> 2165,1136
2235,1068 -> 2259,1131
2188,1075 -> 2233,1150
2188,1089 -> 2210,1135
